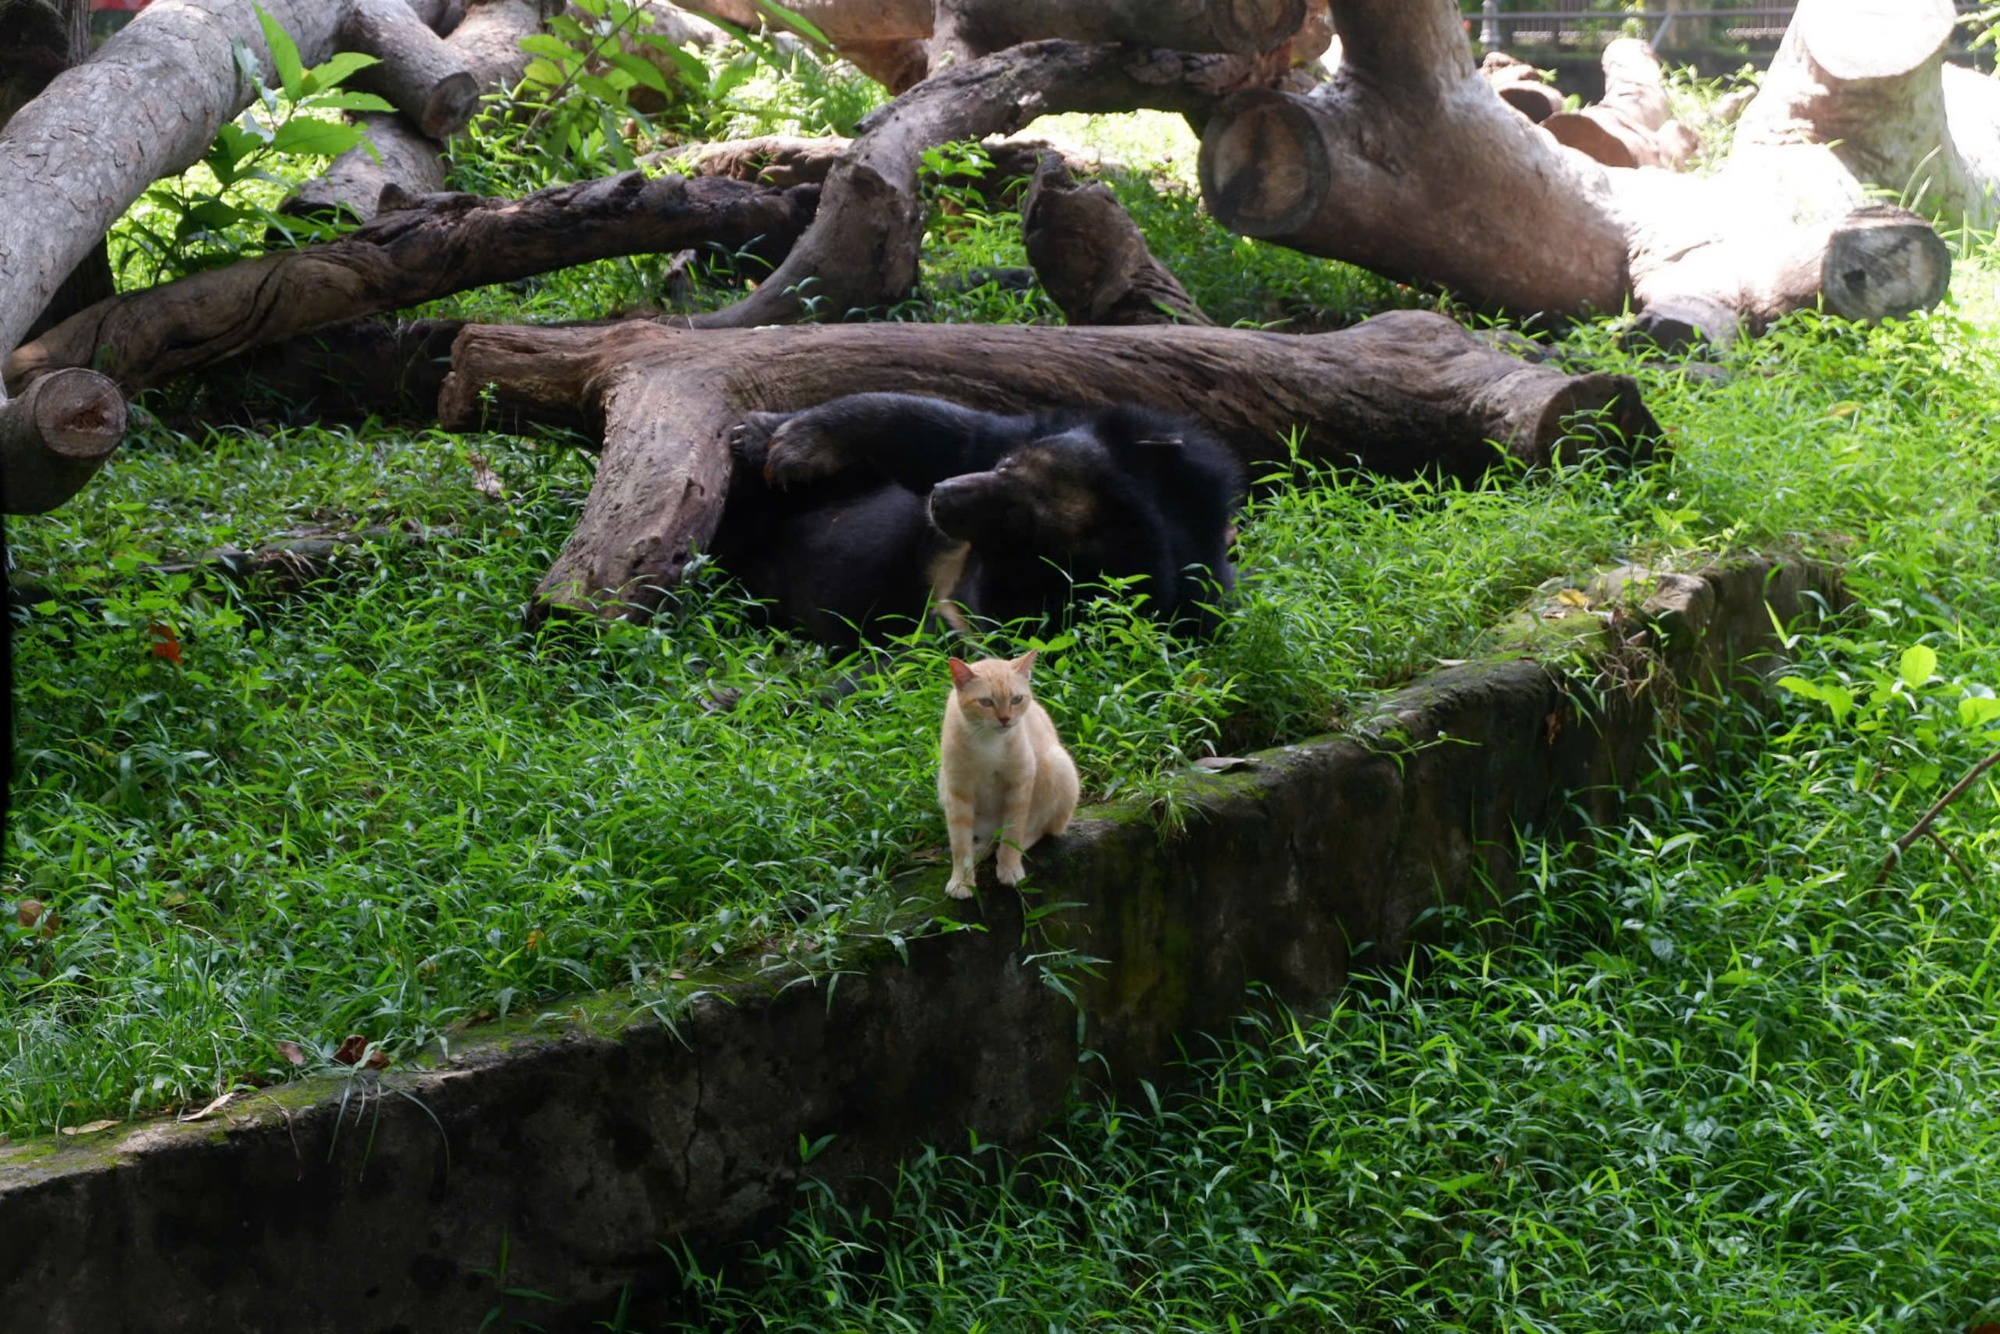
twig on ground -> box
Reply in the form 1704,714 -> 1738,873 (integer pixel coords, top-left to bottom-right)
1876,747 -> 2000,886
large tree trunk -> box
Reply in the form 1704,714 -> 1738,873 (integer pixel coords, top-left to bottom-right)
694,40 -> 1291,329
1735,0 -> 2000,230
1197,0 -> 1950,347
0,0 -> 515,365
930,0 -> 1308,65
5,173 -> 819,395
438,312 -> 1661,622
1,0 -> 115,340
284,0 -> 564,225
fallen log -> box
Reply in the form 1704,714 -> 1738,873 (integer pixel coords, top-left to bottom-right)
0,0 -> 502,360
0,368 -> 126,515
438,312 -> 1661,621
1480,51 -> 1564,125
210,317 -> 468,424
930,0 -> 1308,65
1197,0 -> 1950,346
1734,0 -> 2000,229
284,0 -> 565,225
5,173 -> 819,395
694,40 -> 1293,329
1021,154 -> 1210,326
1542,38 -> 1700,170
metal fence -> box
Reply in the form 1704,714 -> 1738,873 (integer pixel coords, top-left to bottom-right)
1465,2 -> 1991,55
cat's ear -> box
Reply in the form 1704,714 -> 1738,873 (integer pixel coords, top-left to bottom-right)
949,658 -> 975,687
1012,648 -> 1038,677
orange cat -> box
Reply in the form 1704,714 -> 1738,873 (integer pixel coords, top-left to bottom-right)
938,650 -> 1080,900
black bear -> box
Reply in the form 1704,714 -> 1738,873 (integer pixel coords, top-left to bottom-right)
713,392 -> 1246,651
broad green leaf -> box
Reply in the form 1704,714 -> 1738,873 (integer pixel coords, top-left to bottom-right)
301,51 -> 381,96
757,0 -> 830,45
309,91 -> 396,115
1959,696 -> 2000,727
255,4 -> 306,101
521,57 -> 567,87
270,117 -> 366,158
519,34 -> 582,63
605,51 -> 672,96
545,13 -> 591,44
1899,644 -> 1938,691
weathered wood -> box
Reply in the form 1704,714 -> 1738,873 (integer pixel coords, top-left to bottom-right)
439,313 -> 1662,621
216,317 -> 468,423
696,40 -> 1291,329
1543,38 -> 1700,170
0,367 -> 126,515
0,0 -> 357,361
286,0 -> 564,225
1198,0 -> 1950,345
341,0 -> 479,140
1480,51 -> 1564,124
1735,0 -> 1999,229
1021,154 -> 1209,326
6,173 -> 818,394
931,0 -> 1307,65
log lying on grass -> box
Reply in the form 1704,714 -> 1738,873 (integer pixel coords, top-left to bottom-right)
284,0 -> 565,225
1734,0 -> 2000,230
695,40 -> 1294,329
0,0 -> 502,360
0,368 -> 126,515
1542,38 -> 1700,171
439,311 -> 1662,622
4,173 -> 819,395
1197,0 -> 1951,347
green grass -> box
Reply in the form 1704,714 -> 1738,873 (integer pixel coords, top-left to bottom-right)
623,272 -> 2000,1334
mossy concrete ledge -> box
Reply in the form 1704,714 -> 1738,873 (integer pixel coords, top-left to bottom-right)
1,557 -> 1840,1333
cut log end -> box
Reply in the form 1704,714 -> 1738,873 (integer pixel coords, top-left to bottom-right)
1197,91 -> 1326,238
1820,205 -> 1952,323
0,368 -> 129,514
1797,0 -> 1954,84
1527,372 -> 1665,465
418,70 -> 480,140
1542,112 -> 1639,170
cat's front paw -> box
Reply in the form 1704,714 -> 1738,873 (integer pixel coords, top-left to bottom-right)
995,855 -> 1024,887
944,875 -> 975,900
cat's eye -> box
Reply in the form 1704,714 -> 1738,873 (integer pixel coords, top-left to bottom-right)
1010,695 -> 1024,705
977,698 -> 994,708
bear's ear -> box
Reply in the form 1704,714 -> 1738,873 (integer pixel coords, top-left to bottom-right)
949,658 -> 974,687
1012,648 -> 1038,677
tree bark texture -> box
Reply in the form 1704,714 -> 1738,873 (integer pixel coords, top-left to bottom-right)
341,0 -> 480,140
438,312 -> 1662,621
285,0 -> 563,224
1479,51 -> 1563,124
1197,0 -> 1950,346
6,173 -> 819,395
694,40 -> 1294,329
930,0 -> 1307,65
0,367 -> 126,514
0,0 -> 544,366
1542,38 -> 1700,171
1734,0 -> 2000,229
2,0 -> 116,341
1021,153 -> 1210,326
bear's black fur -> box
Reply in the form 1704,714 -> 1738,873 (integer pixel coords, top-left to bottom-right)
714,392 -> 1246,651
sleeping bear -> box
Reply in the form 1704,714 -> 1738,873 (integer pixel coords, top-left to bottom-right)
713,392 -> 1246,651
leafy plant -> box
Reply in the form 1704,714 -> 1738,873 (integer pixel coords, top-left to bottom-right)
114,6 -> 393,286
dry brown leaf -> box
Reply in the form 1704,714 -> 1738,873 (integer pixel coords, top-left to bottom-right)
1194,756 -> 1257,773
275,1040 -> 307,1065
332,1034 -> 370,1066
60,1119 -> 119,1136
